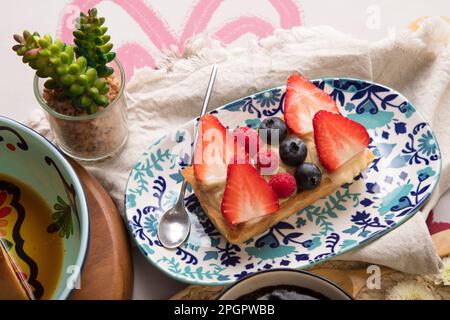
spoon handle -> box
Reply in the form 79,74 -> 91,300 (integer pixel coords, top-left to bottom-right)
177,64 -> 219,203
191,64 -> 219,160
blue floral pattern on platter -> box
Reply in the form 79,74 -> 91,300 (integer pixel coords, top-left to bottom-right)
125,78 -> 441,285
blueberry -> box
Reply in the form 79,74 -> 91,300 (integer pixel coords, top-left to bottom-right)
295,163 -> 321,190
279,135 -> 307,166
259,117 -> 287,145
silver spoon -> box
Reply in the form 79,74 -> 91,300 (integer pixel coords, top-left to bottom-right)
157,64 -> 219,249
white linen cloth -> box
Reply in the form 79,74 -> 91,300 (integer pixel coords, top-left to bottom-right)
29,17 -> 450,274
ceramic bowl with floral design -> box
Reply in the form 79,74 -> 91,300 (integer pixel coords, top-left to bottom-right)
0,116 -> 89,300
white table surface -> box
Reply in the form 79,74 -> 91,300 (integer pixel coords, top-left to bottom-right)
1,0 -> 449,300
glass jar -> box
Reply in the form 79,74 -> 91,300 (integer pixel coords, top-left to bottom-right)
33,59 -> 128,162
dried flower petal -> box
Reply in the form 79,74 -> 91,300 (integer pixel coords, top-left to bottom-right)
426,256 -> 450,286
386,280 -> 438,300
442,257 -> 450,286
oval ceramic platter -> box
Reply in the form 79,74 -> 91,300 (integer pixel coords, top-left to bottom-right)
125,78 -> 441,285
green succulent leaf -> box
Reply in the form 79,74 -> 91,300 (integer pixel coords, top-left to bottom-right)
86,68 -> 97,82
77,74 -> 89,87
94,95 -> 108,106
60,52 -> 70,64
38,38 -> 49,48
80,95 -> 93,107
92,78 -> 106,90
49,57 -> 61,66
99,84 -> 110,95
70,83 -> 85,96
61,74 -> 75,86
97,65 -> 114,78
87,104 -> 98,114
44,79 -> 59,90
69,63 -> 81,75
56,65 -> 68,76
73,7 -> 115,82
73,30 -> 85,39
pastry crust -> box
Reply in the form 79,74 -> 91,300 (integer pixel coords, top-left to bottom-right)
182,149 -> 374,244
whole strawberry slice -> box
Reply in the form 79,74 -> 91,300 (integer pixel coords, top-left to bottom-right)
193,114 -> 235,186
284,73 -> 339,135
313,110 -> 370,172
221,163 -> 279,226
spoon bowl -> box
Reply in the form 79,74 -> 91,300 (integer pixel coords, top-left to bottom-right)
157,195 -> 191,249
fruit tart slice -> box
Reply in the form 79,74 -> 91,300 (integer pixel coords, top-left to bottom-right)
182,74 -> 374,244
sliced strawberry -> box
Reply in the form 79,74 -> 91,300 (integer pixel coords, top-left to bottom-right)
313,110 -> 370,172
284,73 -> 339,135
193,114 -> 235,186
232,149 -> 250,165
221,163 -> 279,226
233,127 -> 261,157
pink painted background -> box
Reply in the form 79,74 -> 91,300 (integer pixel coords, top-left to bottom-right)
57,0 -> 449,236
58,0 -> 301,80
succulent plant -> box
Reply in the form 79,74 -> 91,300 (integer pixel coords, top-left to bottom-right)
12,30 -> 109,114
73,8 -> 116,78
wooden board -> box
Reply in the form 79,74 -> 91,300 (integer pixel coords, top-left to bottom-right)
68,159 -> 133,300
171,229 -> 450,300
